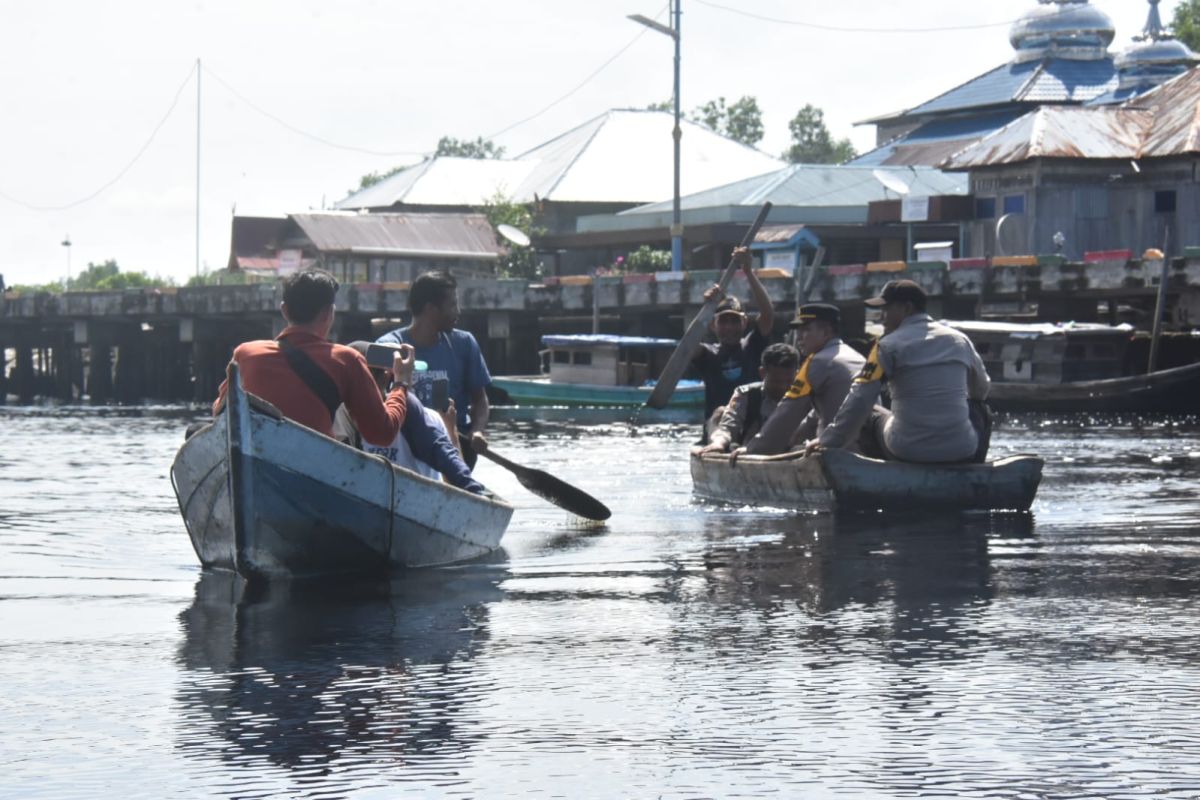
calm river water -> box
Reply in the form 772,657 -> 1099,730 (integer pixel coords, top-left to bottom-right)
1,405 -> 1199,799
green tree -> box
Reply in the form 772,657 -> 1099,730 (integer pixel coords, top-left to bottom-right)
622,245 -> 672,274
436,136 -> 506,159
784,104 -> 857,164
68,259 -> 174,291
691,95 -> 764,147
646,99 -> 673,112
356,164 -> 407,191
479,191 -> 542,280
1172,0 -> 1200,51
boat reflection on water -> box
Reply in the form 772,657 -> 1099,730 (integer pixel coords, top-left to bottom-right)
175,564 -> 507,776
690,511 -> 1036,662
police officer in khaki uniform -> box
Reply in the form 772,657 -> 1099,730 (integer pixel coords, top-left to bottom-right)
739,304 -> 865,456
809,280 -> 990,463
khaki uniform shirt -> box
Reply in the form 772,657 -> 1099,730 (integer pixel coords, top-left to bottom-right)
708,382 -> 780,451
745,338 -> 865,455
820,314 -> 990,463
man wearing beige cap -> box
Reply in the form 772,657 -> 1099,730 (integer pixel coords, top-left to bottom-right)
739,303 -> 864,456
810,280 -> 991,463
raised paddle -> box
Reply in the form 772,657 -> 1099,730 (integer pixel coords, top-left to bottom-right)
478,448 -> 612,521
644,201 -> 774,409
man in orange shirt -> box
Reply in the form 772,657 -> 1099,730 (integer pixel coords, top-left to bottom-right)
213,269 -> 412,446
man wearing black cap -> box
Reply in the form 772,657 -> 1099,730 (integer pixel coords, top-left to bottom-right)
738,303 -> 865,456
811,280 -> 991,463
691,247 -> 775,436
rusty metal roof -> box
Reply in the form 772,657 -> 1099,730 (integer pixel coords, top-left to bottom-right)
942,64 -> 1200,168
941,106 -> 1153,168
289,212 -> 504,260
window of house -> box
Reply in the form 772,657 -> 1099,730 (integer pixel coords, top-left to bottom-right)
573,351 -> 593,366
1003,194 -> 1025,215
553,350 -> 570,364
974,197 -> 997,219
1155,190 -> 1177,214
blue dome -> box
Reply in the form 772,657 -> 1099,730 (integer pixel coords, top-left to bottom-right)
1114,0 -> 1197,90
1010,1 -> 1115,63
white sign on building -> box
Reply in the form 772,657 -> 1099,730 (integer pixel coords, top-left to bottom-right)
901,196 -> 930,223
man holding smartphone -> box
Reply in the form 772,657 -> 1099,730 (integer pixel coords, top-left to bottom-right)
376,271 -> 493,469
213,269 -> 413,446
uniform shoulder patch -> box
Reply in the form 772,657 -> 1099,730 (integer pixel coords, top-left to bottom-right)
854,342 -> 885,384
784,356 -> 814,399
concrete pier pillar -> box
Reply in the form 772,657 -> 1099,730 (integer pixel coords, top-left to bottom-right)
52,335 -> 76,402
87,344 -> 113,404
14,344 -> 34,403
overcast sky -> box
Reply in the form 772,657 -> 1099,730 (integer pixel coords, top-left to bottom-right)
0,0 -> 1180,287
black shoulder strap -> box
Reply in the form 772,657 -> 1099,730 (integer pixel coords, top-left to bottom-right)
277,338 -> 341,423
741,385 -> 765,440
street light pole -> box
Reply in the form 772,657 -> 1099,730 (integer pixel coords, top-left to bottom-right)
628,1 -> 683,271
61,235 -> 72,289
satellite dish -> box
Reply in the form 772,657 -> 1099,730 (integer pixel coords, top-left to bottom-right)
497,224 -> 531,248
994,213 -> 1027,256
872,169 -> 911,197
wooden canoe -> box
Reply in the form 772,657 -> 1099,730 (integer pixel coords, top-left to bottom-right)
984,361 -> 1200,414
690,448 -> 1043,512
170,364 -> 514,579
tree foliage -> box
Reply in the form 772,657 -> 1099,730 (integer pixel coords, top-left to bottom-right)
357,164 -> 408,191
436,136 -> 506,160
1172,0 -> 1200,51
784,104 -> 857,164
480,191 -> 542,280
8,260 -> 174,294
692,96 -> 764,147
622,245 -> 672,274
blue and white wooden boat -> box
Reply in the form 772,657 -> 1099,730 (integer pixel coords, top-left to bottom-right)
491,334 -> 705,409
691,448 -> 1043,512
170,365 -> 514,579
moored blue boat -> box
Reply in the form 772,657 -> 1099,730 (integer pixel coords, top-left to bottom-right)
491,334 -> 705,409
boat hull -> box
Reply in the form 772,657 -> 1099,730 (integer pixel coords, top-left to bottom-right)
171,368 -> 514,579
986,362 -> 1200,414
491,375 -> 705,408
691,448 -> 1043,512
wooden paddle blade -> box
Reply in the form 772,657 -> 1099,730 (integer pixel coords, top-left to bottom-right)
644,201 -> 773,409
514,466 -> 612,521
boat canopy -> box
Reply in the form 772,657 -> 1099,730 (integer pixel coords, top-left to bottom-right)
541,334 -> 680,349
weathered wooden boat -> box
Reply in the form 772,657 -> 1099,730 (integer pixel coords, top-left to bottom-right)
945,320 -> 1200,413
491,334 -> 705,409
170,364 -> 514,579
690,448 -> 1043,512
983,361 -> 1200,413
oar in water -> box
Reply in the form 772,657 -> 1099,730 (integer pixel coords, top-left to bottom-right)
479,448 -> 612,522
644,201 -> 774,410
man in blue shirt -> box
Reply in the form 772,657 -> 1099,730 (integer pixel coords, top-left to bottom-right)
377,271 -> 492,469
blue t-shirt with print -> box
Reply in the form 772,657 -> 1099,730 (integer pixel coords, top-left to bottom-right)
376,327 -> 492,430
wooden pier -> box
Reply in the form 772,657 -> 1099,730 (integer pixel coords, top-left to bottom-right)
3,251 -> 1199,404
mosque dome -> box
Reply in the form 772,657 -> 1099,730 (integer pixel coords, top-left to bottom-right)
1114,0 -> 1198,90
1009,0 -> 1115,63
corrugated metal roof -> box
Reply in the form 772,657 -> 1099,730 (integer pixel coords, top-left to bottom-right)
851,110 -> 1031,167
513,109 -> 782,203
290,212 -> 505,260
903,57 -> 1117,119
336,158 -> 537,210
335,109 -> 782,210
620,164 -> 967,215
941,65 -> 1200,168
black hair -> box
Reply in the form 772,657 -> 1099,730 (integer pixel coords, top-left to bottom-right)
761,342 -> 801,370
282,269 -> 339,324
409,271 -> 458,315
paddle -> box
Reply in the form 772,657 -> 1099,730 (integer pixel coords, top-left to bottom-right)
478,448 -> 612,521
644,201 -> 774,409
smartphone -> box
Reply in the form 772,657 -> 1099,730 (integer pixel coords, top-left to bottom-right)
430,377 -> 450,412
365,343 -> 399,370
